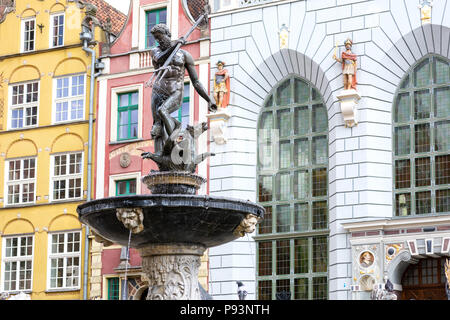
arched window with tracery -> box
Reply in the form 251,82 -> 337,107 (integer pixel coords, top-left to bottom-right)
393,55 -> 450,217
256,76 -> 329,300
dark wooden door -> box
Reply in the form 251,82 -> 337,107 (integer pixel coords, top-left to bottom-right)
402,284 -> 447,300
401,257 -> 448,300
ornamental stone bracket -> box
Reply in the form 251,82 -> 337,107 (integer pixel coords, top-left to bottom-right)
337,89 -> 360,128
206,109 -> 231,145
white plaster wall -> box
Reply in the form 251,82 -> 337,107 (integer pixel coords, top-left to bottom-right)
209,0 -> 450,300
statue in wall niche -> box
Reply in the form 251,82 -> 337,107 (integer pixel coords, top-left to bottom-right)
213,60 -> 230,109
142,23 -> 217,170
333,38 -> 358,91
79,0 -> 101,36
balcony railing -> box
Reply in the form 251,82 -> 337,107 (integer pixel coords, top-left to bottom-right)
139,50 -> 153,69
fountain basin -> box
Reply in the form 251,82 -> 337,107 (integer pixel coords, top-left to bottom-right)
77,194 -> 265,249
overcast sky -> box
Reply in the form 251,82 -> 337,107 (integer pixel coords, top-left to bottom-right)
104,0 -> 131,14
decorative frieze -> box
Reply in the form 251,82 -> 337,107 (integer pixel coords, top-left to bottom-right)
352,245 -> 381,292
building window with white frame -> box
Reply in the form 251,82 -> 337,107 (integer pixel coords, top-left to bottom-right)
145,8 -> 167,48
22,17 -> 36,52
109,172 -> 141,197
2,235 -> 34,292
50,13 -> 64,47
6,158 -> 36,205
51,152 -> 83,201
54,74 -> 85,123
111,85 -> 143,142
48,231 -> 81,290
10,81 -> 39,129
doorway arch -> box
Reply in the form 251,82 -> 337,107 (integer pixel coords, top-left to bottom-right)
401,257 -> 448,300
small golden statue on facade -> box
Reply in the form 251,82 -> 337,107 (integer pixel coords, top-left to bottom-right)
213,61 -> 230,109
419,0 -> 433,24
333,38 -> 358,90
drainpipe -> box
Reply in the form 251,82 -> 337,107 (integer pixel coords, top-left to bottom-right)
80,27 -> 104,300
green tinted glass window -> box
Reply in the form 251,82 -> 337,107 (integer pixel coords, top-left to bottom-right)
116,179 -> 137,196
257,77 -> 328,300
107,278 -> 120,300
393,55 -> 450,217
146,8 -> 167,48
118,92 -> 138,141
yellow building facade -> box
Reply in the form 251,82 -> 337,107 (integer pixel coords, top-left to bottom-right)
0,0 -> 108,300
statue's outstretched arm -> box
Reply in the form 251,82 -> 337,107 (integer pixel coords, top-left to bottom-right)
185,51 -> 217,112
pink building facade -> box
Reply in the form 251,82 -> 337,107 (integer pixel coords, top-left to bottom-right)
93,0 -> 211,300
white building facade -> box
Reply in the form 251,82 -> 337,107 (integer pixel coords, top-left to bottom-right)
207,0 -> 450,300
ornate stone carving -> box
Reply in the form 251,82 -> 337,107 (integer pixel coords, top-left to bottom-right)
119,152 -> 131,168
233,214 -> 260,237
116,208 -> 144,234
385,243 -> 403,265
353,245 -> 381,291
337,89 -> 360,128
139,244 -> 206,300
359,275 -> 375,291
359,251 -> 374,268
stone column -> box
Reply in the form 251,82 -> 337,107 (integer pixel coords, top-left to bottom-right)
89,238 -> 103,299
139,244 -> 206,300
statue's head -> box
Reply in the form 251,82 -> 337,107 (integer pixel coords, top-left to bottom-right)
344,38 -> 353,49
216,60 -> 225,70
150,23 -> 172,45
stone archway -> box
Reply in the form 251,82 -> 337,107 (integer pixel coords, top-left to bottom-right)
386,250 -> 417,290
387,251 -> 448,300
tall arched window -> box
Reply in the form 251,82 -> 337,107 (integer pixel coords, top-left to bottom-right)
393,55 -> 450,217
256,76 -> 329,300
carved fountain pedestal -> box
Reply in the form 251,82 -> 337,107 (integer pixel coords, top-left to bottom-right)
139,243 -> 206,300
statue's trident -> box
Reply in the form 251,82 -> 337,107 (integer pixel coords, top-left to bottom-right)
145,5 -> 210,88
